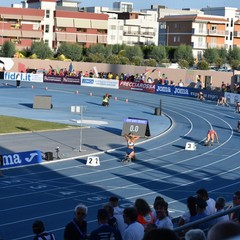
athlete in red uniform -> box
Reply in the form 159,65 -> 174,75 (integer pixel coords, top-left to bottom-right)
205,129 -> 219,146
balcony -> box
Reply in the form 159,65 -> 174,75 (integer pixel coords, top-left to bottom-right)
193,28 -> 208,35
123,31 -> 139,36
234,31 -> 240,38
140,32 -> 155,37
207,43 -> 225,48
192,42 -> 207,49
208,29 -> 227,36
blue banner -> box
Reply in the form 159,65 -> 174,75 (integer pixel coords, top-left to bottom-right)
1,150 -> 42,169
155,84 -> 173,95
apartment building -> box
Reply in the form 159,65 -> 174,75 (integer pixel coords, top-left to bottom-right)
83,2 -> 159,46
159,7 -> 240,60
160,14 -> 234,60
0,0 -> 108,50
0,7 -> 44,49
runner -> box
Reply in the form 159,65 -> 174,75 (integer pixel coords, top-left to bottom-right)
205,129 -> 219,146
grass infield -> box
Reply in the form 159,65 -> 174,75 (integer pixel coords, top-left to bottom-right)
0,115 -> 76,134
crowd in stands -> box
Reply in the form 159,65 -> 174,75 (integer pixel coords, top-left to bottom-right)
33,188 -> 240,240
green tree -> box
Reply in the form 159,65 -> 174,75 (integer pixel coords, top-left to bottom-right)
57,42 -> 82,61
228,46 -> 240,62
86,44 -> 106,56
86,53 -> 105,63
144,58 -> 157,67
203,48 -> 219,64
229,59 -> 240,70
118,56 -> 131,65
124,45 -> 143,61
197,60 -> 209,70
1,41 -> 16,57
148,45 -> 167,63
174,44 -> 194,66
106,54 -> 120,64
178,59 -> 189,69
132,56 -> 143,66
30,41 -> 53,59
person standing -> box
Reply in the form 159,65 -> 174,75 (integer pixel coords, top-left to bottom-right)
64,203 -> 88,240
123,207 -> 144,240
90,209 -> 122,240
32,220 -> 55,240
122,132 -> 140,163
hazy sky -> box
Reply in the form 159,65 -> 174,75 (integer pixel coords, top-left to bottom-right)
1,0 -> 239,10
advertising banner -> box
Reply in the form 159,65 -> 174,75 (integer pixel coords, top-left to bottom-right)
4,72 -> 43,82
81,77 -> 119,89
119,81 -> 155,93
1,150 -> 42,169
155,84 -> 173,95
224,92 -> 240,105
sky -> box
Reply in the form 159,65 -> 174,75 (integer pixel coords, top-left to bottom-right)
1,0 -> 239,10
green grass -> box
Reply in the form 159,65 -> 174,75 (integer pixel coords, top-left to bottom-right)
0,115 -> 77,134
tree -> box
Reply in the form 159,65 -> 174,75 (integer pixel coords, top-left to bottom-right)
87,44 -> 112,58
106,54 -> 120,64
57,42 -> 82,61
197,60 -> 209,70
228,46 -> 240,62
203,48 -> 219,64
174,44 -> 194,66
144,58 -> 157,67
124,45 -> 143,61
178,59 -> 189,69
1,41 -> 16,57
148,46 -> 167,63
30,41 -> 53,59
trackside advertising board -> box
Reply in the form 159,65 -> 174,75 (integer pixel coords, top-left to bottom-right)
155,84 -> 224,101
1,150 -> 42,169
81,77 -> 119,89
4,72 -> 43,82
119,81 -> 155,93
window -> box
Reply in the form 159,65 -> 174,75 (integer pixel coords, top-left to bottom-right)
111,25 -> 116,30
46,9 -> 50,18
45,25 -> 49,33
230,31 -> 232,40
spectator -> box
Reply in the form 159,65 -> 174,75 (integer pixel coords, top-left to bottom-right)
196,79 -> 203,89
185,229 -> 206,240
196,188 -> 216,216
134,198 -> 154,228
103,204 -> 118,229
221,81 -> 227,92
90,209 -> 122,240
64,203 -> 88,240
178,79 -> 184,87
178,196 -> 197,227
32,220 -> 55,240
109,196 -> 123,215
123,207 -> 144,240
152,196 -> 165,221
207,221 -> 240,240
189,198 -> 209,230
143,228 -> 180,240
211,197 -> 229,224
154,199 -> 173,229
231,191 -> 240,223
108,197 -> 126,237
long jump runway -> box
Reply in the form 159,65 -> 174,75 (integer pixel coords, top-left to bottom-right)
0,82 -> 239,240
